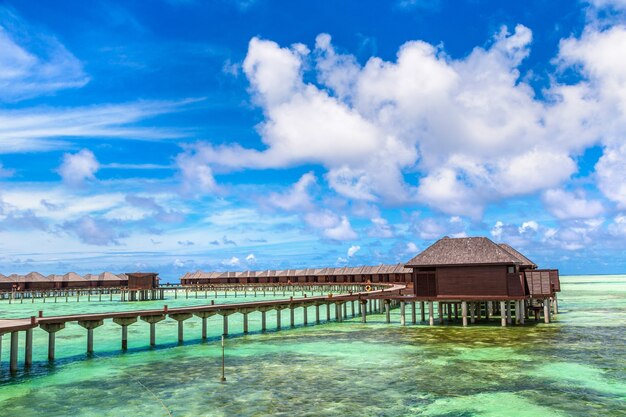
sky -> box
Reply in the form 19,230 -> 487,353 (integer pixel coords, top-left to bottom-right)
1,0 -> 626,280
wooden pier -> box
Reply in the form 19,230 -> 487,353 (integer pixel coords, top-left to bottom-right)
0,282 -> 560,374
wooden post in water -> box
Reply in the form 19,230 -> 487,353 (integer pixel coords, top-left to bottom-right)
140,315 -> 165,346
10,331 -> 18,372
400,301 -> 406,326
40,323 -> 65,361
113,317 -> 137,350
462,301 -> 468,327
543,299 -> 551,323
428,301 -> 434,326
500,301 -> 507,327
420,301 -> 426,322
78,320 -> 104,354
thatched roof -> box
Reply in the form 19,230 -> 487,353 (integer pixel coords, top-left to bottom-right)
405,236 -> 520,267
498,244 -> 537,268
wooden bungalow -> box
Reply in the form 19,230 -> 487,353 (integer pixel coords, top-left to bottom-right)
405,236 -> 528,299
126,272 -> 159,290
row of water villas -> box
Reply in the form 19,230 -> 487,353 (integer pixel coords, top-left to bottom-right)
181,264 -> 412,285
0,272 -> 128,291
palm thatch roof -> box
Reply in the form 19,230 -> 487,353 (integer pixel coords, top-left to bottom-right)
405,236 -> 520,267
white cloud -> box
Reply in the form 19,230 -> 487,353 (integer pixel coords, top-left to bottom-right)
0,8 -> 88,102
0,100 -> 197,153
368,217 -> 394,238
347,245 -> 360,257
268,171 -> 316,211
222,256 -> 240,267
57,149 -> 99,186
406,242 -> 419,254
323,216 -> 357,241
596,144 -> 626,208
543,189 -> 605,219
519,220 -> 539,234
245,253 -> 256,263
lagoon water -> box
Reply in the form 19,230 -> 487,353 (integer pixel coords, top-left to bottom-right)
0,276 -> 624,416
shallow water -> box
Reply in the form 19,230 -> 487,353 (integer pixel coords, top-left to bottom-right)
0,276 -> 624,416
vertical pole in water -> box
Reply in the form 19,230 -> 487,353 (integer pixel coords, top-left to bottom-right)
400,301 -> 406,326
428,301 -> 434,326
220,336 -> 226,382
506,301 -> 512,325
243,313 -> 248,334
315,304 -> 320,324
411,302 -> 417,324
500,301 -> 507,327
223,315 -> 229,336
438,302 -> 444,324
276,309 -> 281,330
462,301 -> 468,327
544,299 -> 551,323
361,301 -> 367,323
24,328 -> 33,367
487,301 -> 493,319
385,300 -> 391,324
261,311 -> 267,332
10,331 -> 18,373
351,300 -> 355,318
470,303 -> 476,324
290,307 -> 295,328
303,306 -> 308,326
420,302 -> 426,322
520,300 -> 525,325
326,304 -> 331,321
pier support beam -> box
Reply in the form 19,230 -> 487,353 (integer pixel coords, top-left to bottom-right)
193,311 -> 215,340
315,304 -> 320,324
385,300 -> 391,324
113,317 -> 137,350
303,306 -> 308,326
40,323 -> 65,361
169,313 -> 192,343
24,328 -> 33,367
428,301 -> 434,326
543,298 -> 551,323
10,331 -> 18,372
500,301 -> 507,327
290,306 -> 295,327
140,315 -> 165,346
506,301 -> 512,325
78,320 -> 104,353
520,300 -> 525,325
411,302 -> 417,324
462,301 -> 468,327
400,301 -> 406,326
276,308 -> 282,329
438,302 -> 444,324
360,300 -> 367,323
420,301 -> 426,322
243,312 -> 249,333
470,303 -> 476,324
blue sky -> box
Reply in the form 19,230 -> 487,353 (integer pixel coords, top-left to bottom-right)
1,0 -> 626,280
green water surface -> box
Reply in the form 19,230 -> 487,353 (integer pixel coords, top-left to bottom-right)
0,276 -> 624,416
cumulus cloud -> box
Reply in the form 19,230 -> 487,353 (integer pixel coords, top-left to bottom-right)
543,189 -> 605,219
176,24 -> 619,218
268,171 -> 316,211
347,245 -> 360,257
57,149 -> 99,186
323,216 -> 357,241
245,253 -> 256,263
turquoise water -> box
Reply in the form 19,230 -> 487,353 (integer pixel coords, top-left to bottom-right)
0,276 -> 624,416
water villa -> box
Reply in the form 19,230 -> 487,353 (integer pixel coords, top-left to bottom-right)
0,236 -> 561,374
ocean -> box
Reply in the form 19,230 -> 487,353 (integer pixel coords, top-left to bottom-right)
0,275 -> 624,416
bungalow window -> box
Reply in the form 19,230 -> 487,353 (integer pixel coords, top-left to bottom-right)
507,266 -> 516,274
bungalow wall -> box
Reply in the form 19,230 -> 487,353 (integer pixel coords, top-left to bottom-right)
413,265 -> 522,298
